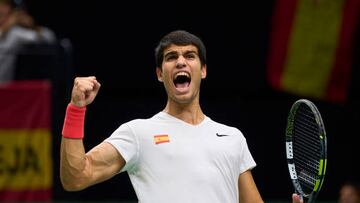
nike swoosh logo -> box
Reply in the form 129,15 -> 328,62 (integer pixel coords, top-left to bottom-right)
216,133 -> 230,137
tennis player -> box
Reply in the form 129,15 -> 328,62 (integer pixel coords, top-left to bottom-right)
60,30 -> 302,203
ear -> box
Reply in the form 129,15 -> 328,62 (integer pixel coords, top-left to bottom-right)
201,64 -> 207,79
156,67 -> 163,82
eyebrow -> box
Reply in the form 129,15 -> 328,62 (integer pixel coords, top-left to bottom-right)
164,50 -> 198,58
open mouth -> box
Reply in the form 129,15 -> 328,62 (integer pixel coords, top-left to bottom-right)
173,71 -> 191,89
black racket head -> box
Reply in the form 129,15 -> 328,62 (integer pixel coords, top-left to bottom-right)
285,99 -> 327,203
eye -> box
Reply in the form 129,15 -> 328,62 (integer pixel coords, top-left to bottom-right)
164,53 -> 178,61
184,53 -> 196,59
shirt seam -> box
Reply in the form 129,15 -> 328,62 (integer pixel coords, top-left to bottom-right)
125,122 -> 140,173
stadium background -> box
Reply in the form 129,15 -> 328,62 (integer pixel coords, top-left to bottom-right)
2,0 -> 359,202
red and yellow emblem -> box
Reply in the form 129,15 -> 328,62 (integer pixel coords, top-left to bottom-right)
154,134 -> 170,144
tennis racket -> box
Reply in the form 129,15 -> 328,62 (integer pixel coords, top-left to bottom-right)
285,99 -> 327,203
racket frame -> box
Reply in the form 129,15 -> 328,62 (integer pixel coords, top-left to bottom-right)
285,99 -> 327,203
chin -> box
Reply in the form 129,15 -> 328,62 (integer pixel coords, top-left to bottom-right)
173,94 -> 198,104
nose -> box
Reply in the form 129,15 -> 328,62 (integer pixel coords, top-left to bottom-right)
176,55 -> 186,68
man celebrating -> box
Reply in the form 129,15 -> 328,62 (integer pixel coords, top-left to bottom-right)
60,30 -> 302,203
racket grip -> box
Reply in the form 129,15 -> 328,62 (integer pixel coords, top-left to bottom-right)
62,103 -> 86,139
300,195 -> 304,203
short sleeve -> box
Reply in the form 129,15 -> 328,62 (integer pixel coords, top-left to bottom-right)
105,123 -> 139,172
238,137 -> 257,174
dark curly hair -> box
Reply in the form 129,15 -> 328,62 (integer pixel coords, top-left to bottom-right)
154,30 -> 207,69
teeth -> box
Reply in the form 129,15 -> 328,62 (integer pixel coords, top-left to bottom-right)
175,71 -> 190,79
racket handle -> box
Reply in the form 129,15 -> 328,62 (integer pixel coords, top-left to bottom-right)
299,195 -> 304,203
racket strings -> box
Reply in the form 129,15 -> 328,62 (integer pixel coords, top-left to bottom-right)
293,104 -> 321,192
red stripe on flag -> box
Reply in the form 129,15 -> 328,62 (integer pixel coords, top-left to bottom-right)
0,189 -> 52,201
267,0 -> 299,89
0,81 -> 51,129
326,0 -> 360,103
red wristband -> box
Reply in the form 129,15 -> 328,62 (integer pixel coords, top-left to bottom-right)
62,103 -> 86,139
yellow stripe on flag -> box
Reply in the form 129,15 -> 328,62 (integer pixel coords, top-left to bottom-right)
0,129 -> 52,190
282,0 -> 344,99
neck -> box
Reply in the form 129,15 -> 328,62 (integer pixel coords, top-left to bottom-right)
163,98 -> 205,125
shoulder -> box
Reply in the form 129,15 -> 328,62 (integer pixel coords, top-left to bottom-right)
126,112 -> 172,125
207,118 -> 246,140
208,118 -> 242,133
109,114 -> 165,141
8,26 -> 55,42
120,113 -> 163,130
9,26 -> 36,37
126,115 -> 159,126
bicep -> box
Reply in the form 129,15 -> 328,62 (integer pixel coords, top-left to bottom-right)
85,142 -> 126,185
238,170 -> 264,203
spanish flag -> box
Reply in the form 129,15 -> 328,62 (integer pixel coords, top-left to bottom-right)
154,134 -> 170,145
0,81 -> 52,201
267,0 -> 360,103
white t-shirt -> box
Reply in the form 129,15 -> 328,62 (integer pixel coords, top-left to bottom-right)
105,112 -> 256,203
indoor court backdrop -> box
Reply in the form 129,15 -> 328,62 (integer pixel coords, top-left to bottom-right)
1,0 -> 359,202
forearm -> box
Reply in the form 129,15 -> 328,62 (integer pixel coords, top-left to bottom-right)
238,171 -> 264,203
59,77 -> 122,191
60,138 -> 91,191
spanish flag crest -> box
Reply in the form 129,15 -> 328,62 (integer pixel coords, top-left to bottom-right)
154,134 -> 170,145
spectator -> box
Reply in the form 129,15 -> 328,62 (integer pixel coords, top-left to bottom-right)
0,0 -> 56,83
339,182 -> 360,203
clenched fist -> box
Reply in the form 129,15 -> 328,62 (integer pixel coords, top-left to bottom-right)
70,76 -> 101,107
